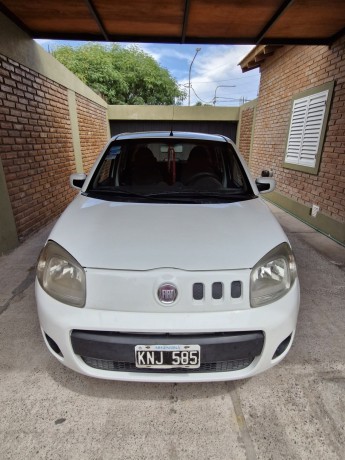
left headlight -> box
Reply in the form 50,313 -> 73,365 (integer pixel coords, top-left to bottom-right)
37,241 -> 86,308
250,242 -> 297,308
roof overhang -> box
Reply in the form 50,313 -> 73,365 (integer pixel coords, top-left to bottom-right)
0,0 -> 344,45
239,45 -> 283,72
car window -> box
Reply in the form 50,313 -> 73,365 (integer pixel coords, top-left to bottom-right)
88,139 -> 254,203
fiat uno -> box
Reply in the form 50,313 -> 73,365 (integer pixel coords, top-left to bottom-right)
36,132 -> 300,382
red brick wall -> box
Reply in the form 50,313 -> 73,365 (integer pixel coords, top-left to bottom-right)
238,105 -> 255,164
0,54 -> 76,240
0,53 -> 109,242
76,94 -> 108,173
251,37 -> 345,223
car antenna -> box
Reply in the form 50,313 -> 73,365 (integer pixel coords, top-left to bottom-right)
170,106 -> 174,136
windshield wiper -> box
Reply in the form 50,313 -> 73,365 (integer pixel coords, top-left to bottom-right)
86,188 -> 149,199
146,190 -> 255,200
85,188 -> 255,203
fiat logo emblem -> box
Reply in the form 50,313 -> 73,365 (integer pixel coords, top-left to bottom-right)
158,283 -> 178,304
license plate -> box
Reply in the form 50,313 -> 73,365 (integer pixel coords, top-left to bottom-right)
135,344 -> 200,369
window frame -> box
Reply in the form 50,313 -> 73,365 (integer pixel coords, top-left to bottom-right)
283,81 -> 334,175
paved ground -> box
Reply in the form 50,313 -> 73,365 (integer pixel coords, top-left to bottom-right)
0,203 -> 344,460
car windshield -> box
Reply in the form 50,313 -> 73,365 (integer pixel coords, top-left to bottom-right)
86,138 -> 255,203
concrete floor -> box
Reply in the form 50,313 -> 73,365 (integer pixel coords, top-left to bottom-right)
0,203 -> 344,460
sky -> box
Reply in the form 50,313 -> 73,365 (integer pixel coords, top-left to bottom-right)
35,40 -> 260,106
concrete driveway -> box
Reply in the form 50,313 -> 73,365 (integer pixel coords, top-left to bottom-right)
1,203 -> 344,460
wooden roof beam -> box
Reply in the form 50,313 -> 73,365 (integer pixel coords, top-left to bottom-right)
84,0 -> 109,41
242,63 -> 260,73
329,26 -> 345,45
0,1 -> 33,36
181,0 -> 191,44
256,0 -> 295,45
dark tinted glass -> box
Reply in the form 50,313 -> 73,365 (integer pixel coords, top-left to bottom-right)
88,139 -> 253,201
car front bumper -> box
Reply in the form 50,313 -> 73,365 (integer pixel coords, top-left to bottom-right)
36,279 -> 300,382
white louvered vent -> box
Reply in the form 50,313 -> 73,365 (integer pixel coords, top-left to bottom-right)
285,90 -> 328,168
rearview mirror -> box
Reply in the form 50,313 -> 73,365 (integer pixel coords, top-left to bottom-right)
255,177 -> 276,194
70,173 -> 87,190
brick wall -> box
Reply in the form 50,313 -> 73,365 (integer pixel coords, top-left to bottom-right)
250,36 -> 345,223
238,105 -> 255,164
0,53 -> 109,242
0,53 -> 76,239
76,94 -> 109,173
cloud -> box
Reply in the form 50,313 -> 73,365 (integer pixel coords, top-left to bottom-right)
133,43 -> 260,105
178,45 -> 260,105
135,44 -> 191,63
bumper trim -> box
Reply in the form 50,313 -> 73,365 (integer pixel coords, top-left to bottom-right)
71,330 -> 264,363
81,356 -> 255,373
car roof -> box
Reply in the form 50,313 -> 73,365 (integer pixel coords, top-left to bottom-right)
112,131 -> 230,143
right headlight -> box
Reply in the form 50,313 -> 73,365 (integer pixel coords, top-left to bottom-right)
37,240 -> 86,308
250,242 -> 297,308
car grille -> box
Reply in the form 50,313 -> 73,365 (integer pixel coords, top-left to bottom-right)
72,330 -> 263,374
81,356 -> 254,373
192,281 -> 242,300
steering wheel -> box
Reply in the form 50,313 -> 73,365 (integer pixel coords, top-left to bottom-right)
185,172 -> 220,186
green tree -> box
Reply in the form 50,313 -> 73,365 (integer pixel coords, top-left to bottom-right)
53,44 -> 185,105
195,101 -> 213,106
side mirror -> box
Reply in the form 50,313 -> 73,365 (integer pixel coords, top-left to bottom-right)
255,177 -> 276,194
261,170 -> 272,177
70,173 -> 87,190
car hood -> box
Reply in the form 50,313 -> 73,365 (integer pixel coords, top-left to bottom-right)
49,195 -> 288,271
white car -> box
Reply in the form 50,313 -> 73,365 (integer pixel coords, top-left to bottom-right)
36,131 -> 300,382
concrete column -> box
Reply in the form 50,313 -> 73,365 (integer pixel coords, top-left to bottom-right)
67,89 -> 84,173
0,158 -> 18,254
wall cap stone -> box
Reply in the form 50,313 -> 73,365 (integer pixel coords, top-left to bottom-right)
107,105 -> 240,121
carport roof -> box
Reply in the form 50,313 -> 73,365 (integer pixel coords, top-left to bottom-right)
0,0 -> 344,45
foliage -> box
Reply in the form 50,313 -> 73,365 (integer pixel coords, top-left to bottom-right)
195,101 -> 213,107
53,44 -> 186,105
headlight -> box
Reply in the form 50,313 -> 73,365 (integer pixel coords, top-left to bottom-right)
250,242 -> 297,308
37,241 -> 86,307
